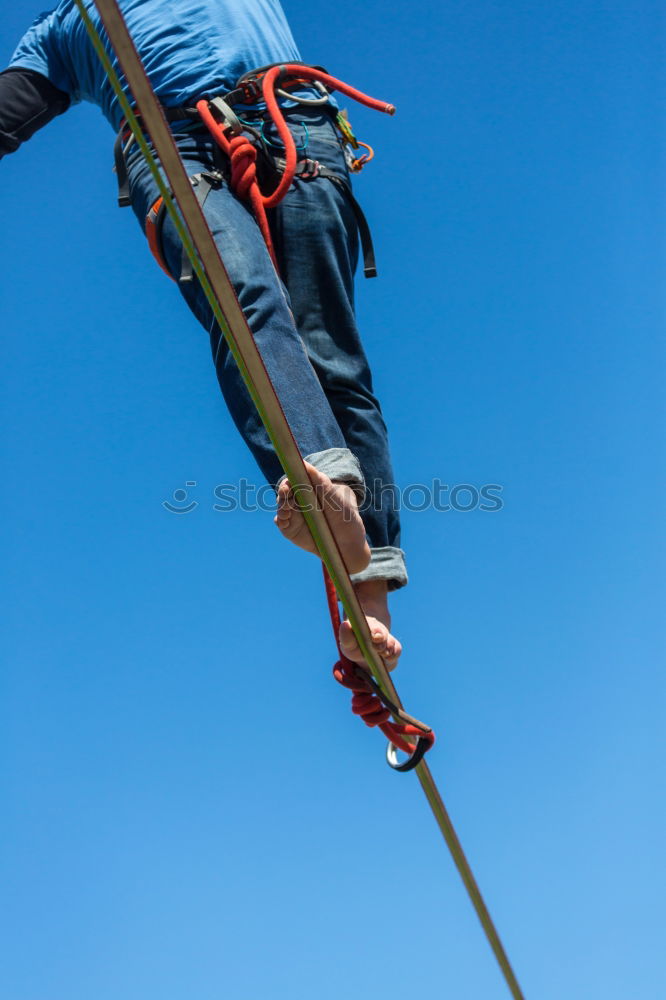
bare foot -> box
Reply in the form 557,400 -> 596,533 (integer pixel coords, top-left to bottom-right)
339,579 -> 402,671
274,461 -> 371,574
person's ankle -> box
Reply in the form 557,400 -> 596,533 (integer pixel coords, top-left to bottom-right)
353,578 -> 390,621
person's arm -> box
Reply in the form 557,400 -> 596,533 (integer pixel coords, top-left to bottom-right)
0,67 -> 70,158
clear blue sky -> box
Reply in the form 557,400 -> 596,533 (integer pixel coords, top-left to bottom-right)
1,2 -> 664,998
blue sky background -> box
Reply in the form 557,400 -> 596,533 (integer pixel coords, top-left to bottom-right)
1,2 -> 664,998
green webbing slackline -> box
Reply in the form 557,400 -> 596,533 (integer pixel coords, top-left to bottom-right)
74,3 -> 527,996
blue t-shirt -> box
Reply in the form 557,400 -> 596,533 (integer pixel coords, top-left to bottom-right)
9,0 -> 308,129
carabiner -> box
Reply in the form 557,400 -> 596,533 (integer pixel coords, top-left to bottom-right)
386,736 -> 431,773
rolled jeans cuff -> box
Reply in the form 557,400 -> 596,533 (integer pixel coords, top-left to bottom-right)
276,447 -> 366,503
350,546 -> 408,592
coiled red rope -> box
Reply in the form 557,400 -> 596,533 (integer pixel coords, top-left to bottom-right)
196,103 -> 279,266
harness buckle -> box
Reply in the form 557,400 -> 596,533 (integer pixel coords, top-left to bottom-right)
208,97 -> 243,136
299,158 -> 320,180
239,78 -> 264,104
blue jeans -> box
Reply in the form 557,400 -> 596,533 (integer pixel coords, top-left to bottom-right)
127,108 -> 407,589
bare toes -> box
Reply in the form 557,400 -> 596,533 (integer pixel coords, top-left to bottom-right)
338,616 -> 401,671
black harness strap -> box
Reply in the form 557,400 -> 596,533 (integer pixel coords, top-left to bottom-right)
113,127 -> 132,206
291,158 -> 377,278
178,171 -> 224,281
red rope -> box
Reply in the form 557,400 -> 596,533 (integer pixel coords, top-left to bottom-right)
259,64 -> 394,209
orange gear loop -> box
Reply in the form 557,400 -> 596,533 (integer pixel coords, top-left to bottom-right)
349,141 -> 374,172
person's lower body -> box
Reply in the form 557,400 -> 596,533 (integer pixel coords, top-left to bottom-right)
126,108 -> 407,592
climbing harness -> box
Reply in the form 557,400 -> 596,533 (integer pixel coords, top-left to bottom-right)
113,61 -> 380,280
77,3 -> 527,997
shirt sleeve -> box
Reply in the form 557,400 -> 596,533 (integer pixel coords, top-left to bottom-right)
0,67 -> 70,158
8,9 -> 78,97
